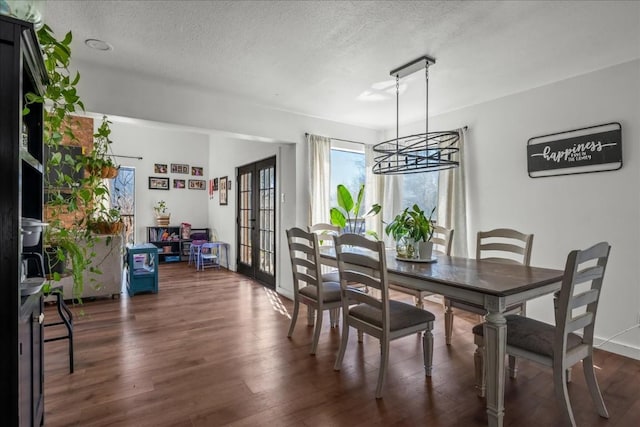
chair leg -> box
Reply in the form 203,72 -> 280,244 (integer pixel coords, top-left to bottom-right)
508,355 -> 518,379
444,301 -> 454,345
310,306 -> 323,355
307,307 -> 315,326
287,299 -> 300,338
583,355 -> 609,418
474,341 -> 486,397
357,329 -> 364,343
423,326 -> 434,376
334,318 -> 350,371
376,339 -> 390,399
566,367 -> 572,383
553,363 -> 577,427
329,308 -> 339,328
414,295 -> 424,309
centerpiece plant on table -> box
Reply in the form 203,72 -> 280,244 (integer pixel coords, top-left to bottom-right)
385,204 -> 435,260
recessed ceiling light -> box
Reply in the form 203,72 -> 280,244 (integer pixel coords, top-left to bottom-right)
85,38 -> 113,51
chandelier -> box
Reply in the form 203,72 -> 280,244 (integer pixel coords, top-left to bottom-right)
373,55 -> 460,175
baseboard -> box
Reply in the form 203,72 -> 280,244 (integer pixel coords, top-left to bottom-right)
594,336 -> 640,360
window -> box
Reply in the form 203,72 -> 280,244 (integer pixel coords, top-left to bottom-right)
109,167 -> 135,244
330,143 -> 365,232
401,173 -> 438,218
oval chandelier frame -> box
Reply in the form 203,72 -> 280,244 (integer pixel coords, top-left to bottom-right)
373,55 -> 460,175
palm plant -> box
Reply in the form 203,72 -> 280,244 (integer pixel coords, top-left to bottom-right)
330,184 -> 381,237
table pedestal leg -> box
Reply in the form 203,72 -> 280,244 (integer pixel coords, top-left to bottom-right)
484,311 -> 506,427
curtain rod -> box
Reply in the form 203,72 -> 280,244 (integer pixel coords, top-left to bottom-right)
112,154 -> 143,160
306,127 -> 468,146
305,132 -> 364,145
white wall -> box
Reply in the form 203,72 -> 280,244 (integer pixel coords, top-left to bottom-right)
207,135 -> 297,298
105,120 -> 210,243
396,60 -> 640,358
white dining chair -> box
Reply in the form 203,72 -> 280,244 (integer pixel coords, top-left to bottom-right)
472,242 -> 611,426
333,233 -> 436,399
444,228 -> 533,344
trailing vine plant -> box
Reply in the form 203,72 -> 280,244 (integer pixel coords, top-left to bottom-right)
24,24 -> 102,302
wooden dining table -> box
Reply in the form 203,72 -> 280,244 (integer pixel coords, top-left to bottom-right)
320,249 -> 564,427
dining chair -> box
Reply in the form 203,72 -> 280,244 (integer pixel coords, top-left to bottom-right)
472,242 -> 611,426
308,223 -> 341,282
389,225 -> 454,309
332,233 -> 436,399
444,228 -> 533,344
286,227 -> 342,355
197,242 -> 220,270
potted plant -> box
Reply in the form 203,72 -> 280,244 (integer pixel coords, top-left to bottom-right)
83,116 -> 119,178
329,184 -> 381,238
385,204 -> 435,260
154,200 -> 170,226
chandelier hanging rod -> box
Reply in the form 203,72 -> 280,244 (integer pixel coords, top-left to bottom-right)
390,55 -> 436,79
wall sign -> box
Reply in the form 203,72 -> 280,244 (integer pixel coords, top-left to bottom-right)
527,122 -> 622,178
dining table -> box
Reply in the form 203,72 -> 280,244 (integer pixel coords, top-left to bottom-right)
320,249 -> 564,427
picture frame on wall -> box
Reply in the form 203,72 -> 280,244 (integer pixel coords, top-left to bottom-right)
188,179 -> 206,190
154,163 -> 168,174
191,166 -> 204,176
213,178 -> 218,191
219,176 -> 228,205
171,163 -> 189,174
173,179 -> 186,189
149,176 -> 169,190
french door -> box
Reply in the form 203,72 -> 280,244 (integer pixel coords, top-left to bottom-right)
236,157 -> 276,287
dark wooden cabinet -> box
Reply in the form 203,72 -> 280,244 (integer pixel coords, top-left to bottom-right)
0,14 -> 47,427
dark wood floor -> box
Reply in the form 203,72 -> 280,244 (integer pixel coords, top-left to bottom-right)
43,263 -> 640,426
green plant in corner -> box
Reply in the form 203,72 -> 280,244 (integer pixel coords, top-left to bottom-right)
330,184 -> 381,238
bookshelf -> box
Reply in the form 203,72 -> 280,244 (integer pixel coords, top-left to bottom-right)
146,226 -> 209,263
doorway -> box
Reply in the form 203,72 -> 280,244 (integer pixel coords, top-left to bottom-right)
109,166 -> 135,244
236,157 -> 276,288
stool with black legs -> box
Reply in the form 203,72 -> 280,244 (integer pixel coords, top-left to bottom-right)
44,286 -> 74,373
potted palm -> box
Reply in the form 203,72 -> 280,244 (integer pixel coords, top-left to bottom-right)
329,184 -> 381,238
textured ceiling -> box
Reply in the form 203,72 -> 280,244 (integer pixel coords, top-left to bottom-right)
43,1 -> 640,130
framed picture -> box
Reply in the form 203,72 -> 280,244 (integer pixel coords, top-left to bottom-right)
191,166 -> 203,176
213,178 -> 218,191
154,163 -> 168,174
219,176 -> 228,205
171,163 -> 189,174
188,179 -> 206,190
149,176 -> 169,190
173,179 -> 185,189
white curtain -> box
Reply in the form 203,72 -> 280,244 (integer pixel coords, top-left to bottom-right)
437,128 -> 468,257
307,133 -> 331,226
364,144 -> 384,239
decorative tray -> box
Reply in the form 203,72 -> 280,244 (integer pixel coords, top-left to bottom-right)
395,257 -> 437,264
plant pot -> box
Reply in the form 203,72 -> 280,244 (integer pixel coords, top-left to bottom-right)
156,214 -> 171,226
102,165 -> 118,179
90,221 -> 124,234
418,241 -> 433,260
396,237 -> 417,259
44,246 -> 66,276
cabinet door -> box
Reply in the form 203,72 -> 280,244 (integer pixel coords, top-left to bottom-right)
18,296 -> 44,427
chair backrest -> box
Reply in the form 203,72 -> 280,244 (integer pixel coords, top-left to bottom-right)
200,242 -> 218,256
286,227 -> 321,295
308,223 -> 341,247
476,228 -> 534,266
432,225 -> 454,255
556,242 -> 610,353
333,233 -> 390,330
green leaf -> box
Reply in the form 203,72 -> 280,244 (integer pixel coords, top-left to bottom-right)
330,207 -> 347,228
353,184 -> 364,218
336,184 -> 353,213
